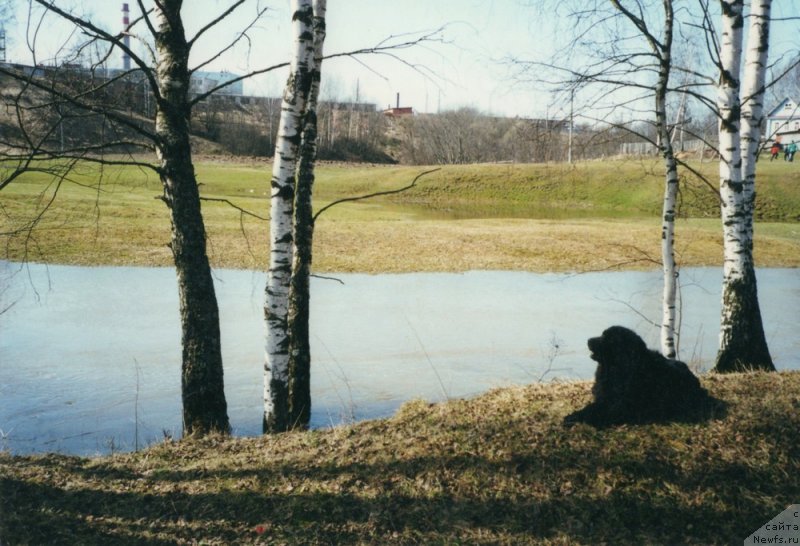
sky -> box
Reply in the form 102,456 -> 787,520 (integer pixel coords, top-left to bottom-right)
3,0 -> 563,118
4,1 -> 800,119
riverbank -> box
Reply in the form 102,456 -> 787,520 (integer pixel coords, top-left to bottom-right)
2,371 -> 798,544
2,159 -> 799,272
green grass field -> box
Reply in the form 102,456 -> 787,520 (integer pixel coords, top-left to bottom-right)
2,157 -> 799,272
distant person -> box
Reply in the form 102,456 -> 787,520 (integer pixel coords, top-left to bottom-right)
788,141 -> 798,162
770,142 -> 781,161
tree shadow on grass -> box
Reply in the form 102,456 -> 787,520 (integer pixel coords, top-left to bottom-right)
4,375 -> 796,544
1,439 -> 791,545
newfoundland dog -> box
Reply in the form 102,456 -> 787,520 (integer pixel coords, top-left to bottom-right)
564,326 -> 722,427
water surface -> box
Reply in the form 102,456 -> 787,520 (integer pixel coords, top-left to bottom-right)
1,262 -> 797,455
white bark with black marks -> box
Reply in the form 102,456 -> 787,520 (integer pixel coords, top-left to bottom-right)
264,0 -> 316,433
610,0 -> 679,358
713,0 -> 774,372
716,0 -> 745,297
655,0 -> 679,359
740,0 -> 770,244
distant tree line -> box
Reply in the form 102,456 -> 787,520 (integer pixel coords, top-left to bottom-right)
193,100 -> 720,165
193,95 -> 394,162
1,61 -> 724,166
389,107 -> 708,164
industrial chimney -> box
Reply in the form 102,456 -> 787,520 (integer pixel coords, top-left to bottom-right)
121,3 -> 131,70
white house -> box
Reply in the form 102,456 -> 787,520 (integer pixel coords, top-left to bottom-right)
189,70 -> 244,96
765,98 -> 800,141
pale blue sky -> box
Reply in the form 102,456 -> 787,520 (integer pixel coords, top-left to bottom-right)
5,1 -> 800,118
4,1 -> 561,117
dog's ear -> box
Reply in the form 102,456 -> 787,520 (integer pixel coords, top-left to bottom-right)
626,330 -> 648,353
602,326 -> 630,342
604,326 -> 647,353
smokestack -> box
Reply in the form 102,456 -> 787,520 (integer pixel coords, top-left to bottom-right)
121,3 -> 131,70
396,92 -> 400,109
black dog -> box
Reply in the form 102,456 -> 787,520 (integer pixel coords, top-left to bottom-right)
564,326 -> 721,427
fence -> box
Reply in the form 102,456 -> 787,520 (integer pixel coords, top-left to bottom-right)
619,139 -> 707,156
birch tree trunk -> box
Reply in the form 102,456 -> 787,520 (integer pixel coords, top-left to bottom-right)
610,0 -> 679,358
658,137 -> 680,359
154,0 -> 229,434
741,0 -> 770,255
264,0 -> 316,433
287,0 -> 326,430
655,0 -> 679,359
713,0 -> 774,372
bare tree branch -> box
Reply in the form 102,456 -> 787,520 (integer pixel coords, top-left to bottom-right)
188,0 -> 248,47
190,2 -> 269,74
313,168 -> 441,222
191,26 -> 449,105
32,0 -> 161,100
198,197 -> 269,221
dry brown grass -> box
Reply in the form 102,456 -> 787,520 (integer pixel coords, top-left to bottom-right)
2,160 -> 799,273
2,372 -> 798,544
311,217 -> 799,273
7,211 -> 798,273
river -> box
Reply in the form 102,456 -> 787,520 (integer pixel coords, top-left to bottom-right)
1,262 -> 797,455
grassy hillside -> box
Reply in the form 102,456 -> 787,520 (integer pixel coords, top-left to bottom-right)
1,158 -> 799,272
313,159 -> 800,220
2,372 -> 798,544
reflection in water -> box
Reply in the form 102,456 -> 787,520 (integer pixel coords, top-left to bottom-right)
1,262 -> 798,455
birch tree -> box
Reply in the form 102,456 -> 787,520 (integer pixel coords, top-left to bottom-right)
287,0 -> 326,430
262,9 -> 445,430
150,1 -> 230,433
654,3 -> 680,359
514,0 -> 685,357
607,0 -> 680,357
0,0 -> 272,435
255,7 -> 443,431
712,0 -> 774,372
264,0 -> 316,433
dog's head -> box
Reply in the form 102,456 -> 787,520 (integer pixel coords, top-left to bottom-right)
588,325 -> 648,364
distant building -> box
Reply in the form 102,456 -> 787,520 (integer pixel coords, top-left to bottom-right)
382,106 -> 413,116
189,70 -> 244,96
382,92 -> 413,116
765,98 -> 800,141
325,101 -> 376,113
